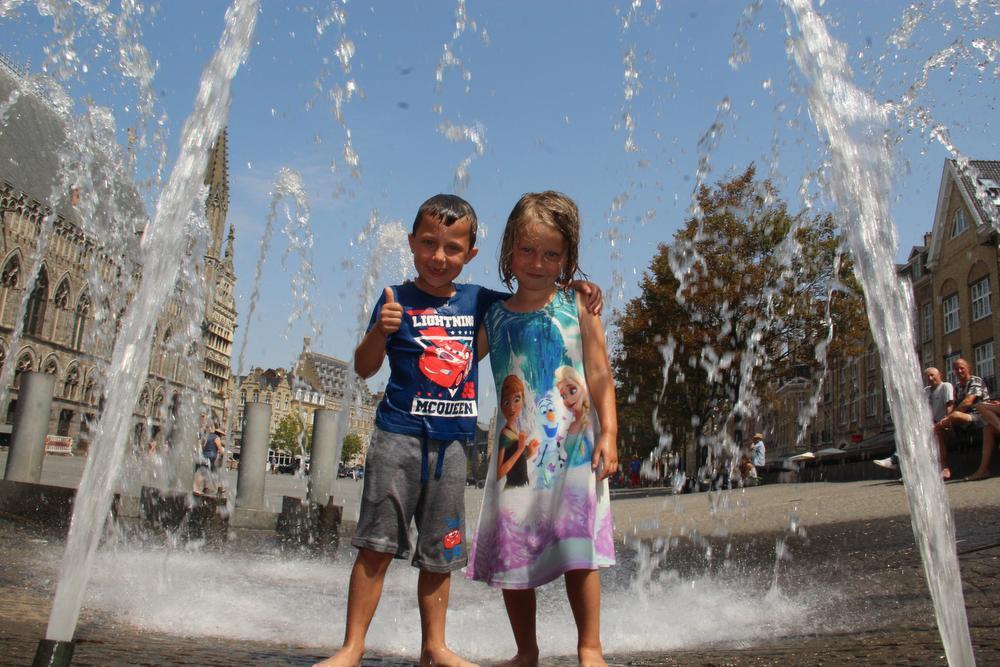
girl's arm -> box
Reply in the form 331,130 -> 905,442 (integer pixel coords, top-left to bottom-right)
578,294 -> 619,479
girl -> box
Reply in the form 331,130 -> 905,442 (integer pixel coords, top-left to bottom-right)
469,191 -> 618,667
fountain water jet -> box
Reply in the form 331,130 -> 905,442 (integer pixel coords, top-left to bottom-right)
42,0 -> 260,647
784,0 -> 974,662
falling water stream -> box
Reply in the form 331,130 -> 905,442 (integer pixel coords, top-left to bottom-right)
784,1 -> 974,662
44,0 -> 259,641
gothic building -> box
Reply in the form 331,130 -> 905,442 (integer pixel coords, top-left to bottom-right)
0,58 -> 237,451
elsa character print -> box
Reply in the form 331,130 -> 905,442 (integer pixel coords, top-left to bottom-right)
556,365 -> 592,467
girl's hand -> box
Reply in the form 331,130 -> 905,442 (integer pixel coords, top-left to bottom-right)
592,432 -> 618,480
378,287 -> 403,336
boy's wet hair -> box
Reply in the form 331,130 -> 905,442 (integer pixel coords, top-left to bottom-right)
498,190 -> 585,290
413,194 -> 478,247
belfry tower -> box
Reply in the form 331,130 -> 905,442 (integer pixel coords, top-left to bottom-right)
200,129 -> 237,429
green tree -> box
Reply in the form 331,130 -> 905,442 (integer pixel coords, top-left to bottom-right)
613,165 -> 864,468
341,432 -> 363,464
270,413 -> 311,454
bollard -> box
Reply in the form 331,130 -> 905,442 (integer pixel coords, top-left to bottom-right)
4,372 -> 56,483
166,392 -> 199,494
307,409 -> 338,507
32,638 -> 74,667
235,401 -> 270,510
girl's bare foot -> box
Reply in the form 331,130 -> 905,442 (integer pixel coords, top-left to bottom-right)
965,471 -> 991,481
493,650 -> 539,667
942,467 -> 952,481
313,645 -> 364,667
420,646 -> 479,667
577,646 -> 607,667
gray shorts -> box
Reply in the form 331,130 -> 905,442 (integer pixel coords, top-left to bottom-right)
352,427 -> 468,572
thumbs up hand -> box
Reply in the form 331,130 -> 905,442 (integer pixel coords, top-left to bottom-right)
377,287 -> 403,337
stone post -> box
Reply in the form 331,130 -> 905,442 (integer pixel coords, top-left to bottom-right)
307,409 -> 338,507
166,392 -> 199,493
3,372 -> 56,483
235,401 -> 270,510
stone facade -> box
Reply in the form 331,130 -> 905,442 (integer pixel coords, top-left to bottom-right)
230,341 -> 379,462
294,339 -> 378,454
231,367 -> 326,450
0,61 -> 236,452
903,159 -> 1000,391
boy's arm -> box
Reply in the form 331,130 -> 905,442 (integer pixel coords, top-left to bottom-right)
577,294 -> 619,479
354,287 -> 402,379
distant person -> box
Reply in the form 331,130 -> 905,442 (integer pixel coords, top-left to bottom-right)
193,428 -> 225,496
751,433 -> 766,478
876,366 -> 953,471
933,358 -> 989,480
314,193 -> 604,667
629,454 -> 642,487
467,190 -> 618,667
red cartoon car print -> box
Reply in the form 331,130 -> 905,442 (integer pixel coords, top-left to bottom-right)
417,326 -> 473,391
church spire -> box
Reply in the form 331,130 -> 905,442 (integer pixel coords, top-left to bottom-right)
223,223 -> 235,271
204,128 -> 229,259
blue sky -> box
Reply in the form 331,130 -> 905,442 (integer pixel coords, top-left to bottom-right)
2,1 -> 998,414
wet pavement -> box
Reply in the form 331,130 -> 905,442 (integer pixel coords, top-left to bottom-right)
0,472 -> 998,665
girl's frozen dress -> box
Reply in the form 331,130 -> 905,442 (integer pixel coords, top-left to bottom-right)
469,290 -> 615,588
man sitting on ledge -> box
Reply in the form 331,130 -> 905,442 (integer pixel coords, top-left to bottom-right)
932,358 -> 988,481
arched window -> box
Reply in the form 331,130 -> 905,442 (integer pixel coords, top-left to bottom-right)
54,279 -> 71,309
63,365 -> 80,400
13,353 -> 33,388
83,374 -> 97,405
138,386 -> 150,416
42,356 -> 58,376
72,293 -> 90,349
1,255 -> 19,288
23,268 -> 48,336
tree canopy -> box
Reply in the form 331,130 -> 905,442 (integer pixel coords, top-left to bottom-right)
612,165 -> 864,468
341,432 -> 363,464
270,412 -> 311,454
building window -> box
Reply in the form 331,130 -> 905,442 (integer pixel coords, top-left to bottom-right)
23,269 -> 48,336
950,208 -> 968,237
943,294 -> 960,334
974,341 -> 995,394
945,352 -> 961,385
922,302 -> 933,343
72,294 -> 90,349
971,277 -> 992,321
866,383 -> 878,417
1,255 -> 20,287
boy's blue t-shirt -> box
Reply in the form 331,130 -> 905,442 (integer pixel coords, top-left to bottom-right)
367,282 -> 507,442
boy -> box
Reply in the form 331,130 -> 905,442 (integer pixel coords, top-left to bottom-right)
317,194 -> 600,667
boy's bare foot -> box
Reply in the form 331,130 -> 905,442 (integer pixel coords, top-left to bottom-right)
965,471 -> 991,481
313,645 -> 365,667
942,467 -> 951,481
577,646 -> 607,667
420,646 -> 479,667
493,649 -> 539,667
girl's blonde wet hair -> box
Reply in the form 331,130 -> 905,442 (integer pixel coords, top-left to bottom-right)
498,190 -> 586,290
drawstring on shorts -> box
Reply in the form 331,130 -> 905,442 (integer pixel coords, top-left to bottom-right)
420,438 -> 450,484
